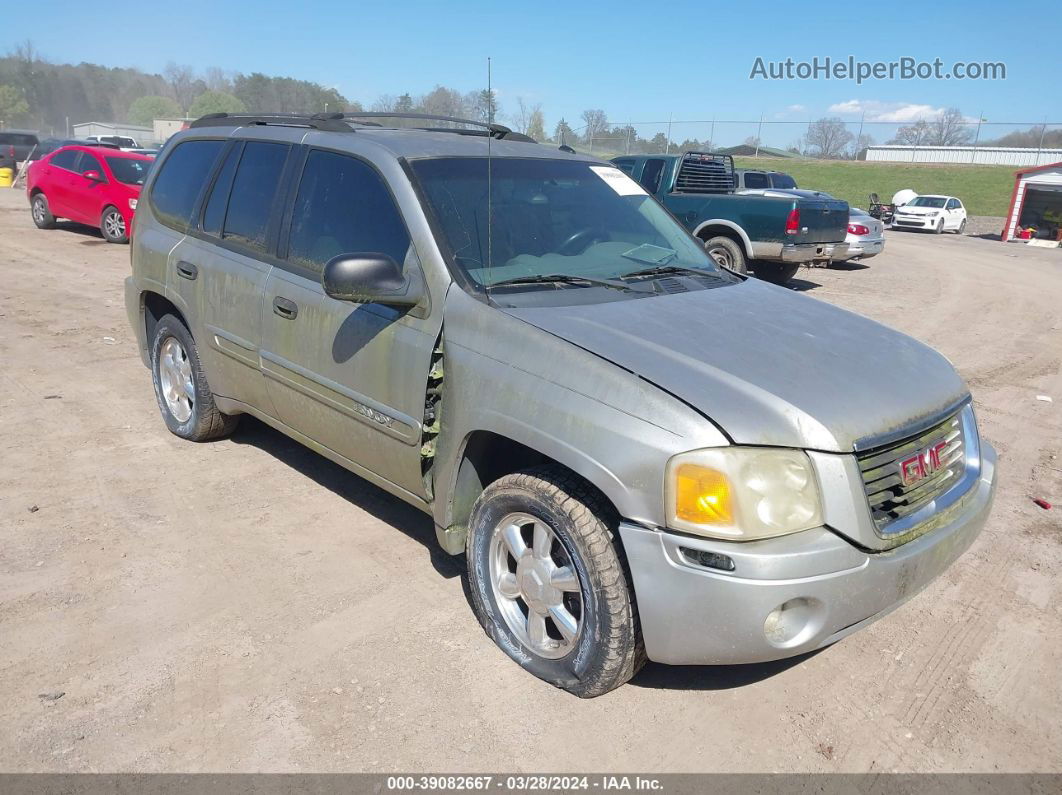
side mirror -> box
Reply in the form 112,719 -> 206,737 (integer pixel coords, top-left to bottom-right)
82,170 -> 103,182
322,253 -> 423,308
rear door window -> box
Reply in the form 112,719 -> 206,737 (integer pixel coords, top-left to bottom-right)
742,171 -> 769,189
286,149 -> 411,274
51,149 -> 80,171
201,144 -> 241,237
638,159 -> 666,193
221,141 -> 290,254
150,139 -> 225,232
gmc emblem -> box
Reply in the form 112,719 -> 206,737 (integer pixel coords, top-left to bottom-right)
899,441 -> 949,487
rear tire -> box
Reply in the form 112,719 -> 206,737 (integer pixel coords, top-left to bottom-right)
150,314 -> 239,441
466,466 -> 645,698
31,194 -> 56,229
754,262 -> 801,285
703,235 -> 747,274
100,206 -> 128,243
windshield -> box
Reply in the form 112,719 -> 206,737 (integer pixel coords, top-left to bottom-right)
907,196 -> 947,208
106,157 -> 150,186
411,157 -> 724,290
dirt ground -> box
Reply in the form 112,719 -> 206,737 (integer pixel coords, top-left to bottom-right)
1,186 -> 1060,774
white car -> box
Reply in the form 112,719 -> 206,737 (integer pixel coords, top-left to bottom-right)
892,195 -> 967,234
85,135 -> 142,152
836,207 -> 885,261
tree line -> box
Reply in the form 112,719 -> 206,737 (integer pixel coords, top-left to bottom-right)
1,45 -> 1056,157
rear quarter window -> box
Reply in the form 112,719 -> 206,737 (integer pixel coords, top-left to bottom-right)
149,139 -> 225,232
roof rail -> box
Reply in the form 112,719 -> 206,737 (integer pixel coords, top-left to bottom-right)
189,112 -> 354,132
340,112 -> 534,142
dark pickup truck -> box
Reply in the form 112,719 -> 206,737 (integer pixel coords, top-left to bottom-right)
612,152 -> 849,284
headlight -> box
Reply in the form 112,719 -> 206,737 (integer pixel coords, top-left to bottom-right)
128,198 -> 138,210
665,448 -> 823,540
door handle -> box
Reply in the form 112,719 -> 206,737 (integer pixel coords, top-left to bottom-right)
272,296 -> 298,320
176,261 -> 198,280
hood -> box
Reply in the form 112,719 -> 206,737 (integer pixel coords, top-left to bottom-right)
504,279 -> 968,453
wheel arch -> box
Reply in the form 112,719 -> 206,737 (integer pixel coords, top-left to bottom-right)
691,219 -> 753,258
142,290 -> 188,351
437,428 -> 625,555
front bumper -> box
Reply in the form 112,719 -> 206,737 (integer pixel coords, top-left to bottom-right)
893,215 -> 938,229
619,442 -> 996,665
780,242 -> 849,263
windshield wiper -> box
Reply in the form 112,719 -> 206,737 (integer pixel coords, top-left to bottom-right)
619,264 -> 726,281
487,273 -> 642,293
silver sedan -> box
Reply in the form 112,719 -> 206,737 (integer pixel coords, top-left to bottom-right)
835,207 -> 885,262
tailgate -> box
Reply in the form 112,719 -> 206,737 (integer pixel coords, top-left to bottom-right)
795,198 -> 849,244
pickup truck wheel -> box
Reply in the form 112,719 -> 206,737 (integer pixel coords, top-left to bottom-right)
703,236 -> 747,274
150,314 -> 239,441
754,262 -> 801,285
31,194 -> 56,229
466,467 -> 644,698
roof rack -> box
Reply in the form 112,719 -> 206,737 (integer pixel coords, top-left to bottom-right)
188,112 -> 354,132
187,111 -> 537,142
341,112 -> 535,141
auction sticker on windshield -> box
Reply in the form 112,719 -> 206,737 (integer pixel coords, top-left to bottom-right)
590,166 -> 648,196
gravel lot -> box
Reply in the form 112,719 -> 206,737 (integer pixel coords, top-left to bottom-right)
1,186 -> 1060,774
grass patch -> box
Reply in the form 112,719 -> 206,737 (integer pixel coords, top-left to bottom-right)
732,157 -> 1016,216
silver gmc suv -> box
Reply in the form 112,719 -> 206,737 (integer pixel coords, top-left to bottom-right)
125,112 -> 997,697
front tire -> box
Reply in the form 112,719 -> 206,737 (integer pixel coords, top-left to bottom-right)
31,194 -> 56,229
754,262 -> 801,285
956,218 -> 967,235
150,314 -> 239,441
935,218 -> 944,235
100,206 -> 128,243
703,235 -> 747,274
466,467 -> 644,698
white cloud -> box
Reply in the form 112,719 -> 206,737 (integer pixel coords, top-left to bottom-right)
786,104 -> 806,113
826,99 -> 951,122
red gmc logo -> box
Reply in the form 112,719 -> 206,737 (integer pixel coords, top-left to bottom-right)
899,441 -> 949,487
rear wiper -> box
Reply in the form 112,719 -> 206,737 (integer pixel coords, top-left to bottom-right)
488,273 -> 642,293
620,264 -> 726,280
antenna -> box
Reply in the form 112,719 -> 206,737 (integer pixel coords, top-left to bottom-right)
486,56 -> 493,299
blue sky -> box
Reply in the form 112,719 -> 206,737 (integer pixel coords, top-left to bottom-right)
5,0 -> 1057,147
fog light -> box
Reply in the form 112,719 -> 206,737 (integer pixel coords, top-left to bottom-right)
680,547 -> 736,572
763,597 -> 822,647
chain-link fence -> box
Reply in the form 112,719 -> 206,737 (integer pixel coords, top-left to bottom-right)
560,117 -> 1062,165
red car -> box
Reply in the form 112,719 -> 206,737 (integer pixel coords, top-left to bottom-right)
26,145 -> 154,244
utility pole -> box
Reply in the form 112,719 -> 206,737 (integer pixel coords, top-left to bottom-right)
1036,117 -> 1047,165
625,120 -> 632,155
666,114 -> 673,155
710,116 -> 716,150
755,114 -> 763,157
971,112 -> 984,164
856,111 -> 865,158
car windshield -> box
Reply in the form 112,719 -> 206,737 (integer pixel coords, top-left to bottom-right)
411,157 -> 724,290
106,157 -> 150,185
908,197 -> 947,208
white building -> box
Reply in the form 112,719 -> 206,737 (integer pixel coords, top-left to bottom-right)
153,118 -> 194,142
866,145 -> 1062,167
71,121 -> 154,144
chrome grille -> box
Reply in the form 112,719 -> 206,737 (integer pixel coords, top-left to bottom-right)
858,411 -> 967,532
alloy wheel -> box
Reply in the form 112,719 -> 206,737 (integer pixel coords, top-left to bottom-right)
104,210 -> 126,240
158,337 -> 194,423
488,512 -> 583,659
